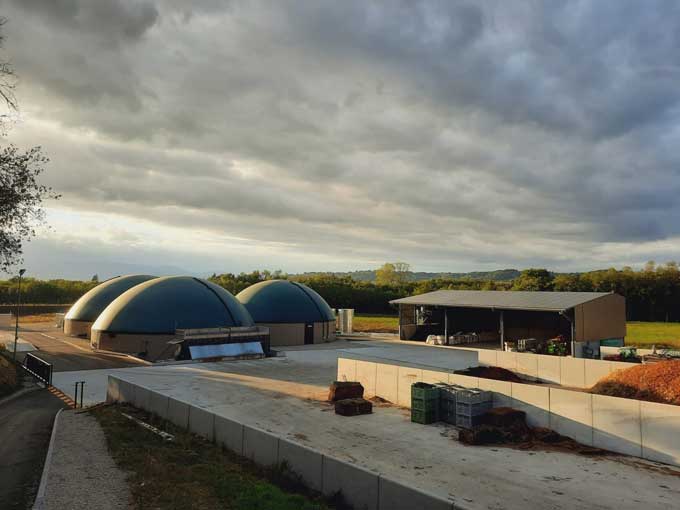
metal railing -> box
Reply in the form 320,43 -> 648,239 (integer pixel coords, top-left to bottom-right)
21,352 -> 53,386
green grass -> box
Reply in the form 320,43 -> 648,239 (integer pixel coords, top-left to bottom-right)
353,314 -> 398,333
93,405 -> 339,510
625,322 -> 680,349
353,315 -> 680,349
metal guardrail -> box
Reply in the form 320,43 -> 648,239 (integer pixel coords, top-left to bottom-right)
21,352 -> 53,386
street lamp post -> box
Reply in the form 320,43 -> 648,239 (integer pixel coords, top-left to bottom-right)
12,268 -> 26,360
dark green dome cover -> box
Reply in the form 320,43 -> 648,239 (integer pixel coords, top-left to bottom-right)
92,276 -> 254,334
65,275 -> 157,322
236,280 -> 335,324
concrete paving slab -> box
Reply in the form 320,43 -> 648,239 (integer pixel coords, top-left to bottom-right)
93,344 -> 680,510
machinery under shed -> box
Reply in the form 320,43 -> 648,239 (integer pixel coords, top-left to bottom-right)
391,290 -> 626,358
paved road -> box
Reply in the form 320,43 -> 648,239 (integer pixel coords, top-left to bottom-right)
12,323 -> 145,372
0,390 -> 67,510
0,322 -> 143,509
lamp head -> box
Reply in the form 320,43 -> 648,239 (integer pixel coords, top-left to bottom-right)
19,269 -> 26,277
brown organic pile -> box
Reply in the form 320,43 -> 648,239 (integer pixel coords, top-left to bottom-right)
590,360 -> 680,405
455,366 -> 523,383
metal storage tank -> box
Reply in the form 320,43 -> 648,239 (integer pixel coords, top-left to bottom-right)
91,276 -> 255,360
236,280 -> 336,346
63,274 -> 157,338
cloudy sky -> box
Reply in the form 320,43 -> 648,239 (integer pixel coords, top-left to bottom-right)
2,0 -> 680,279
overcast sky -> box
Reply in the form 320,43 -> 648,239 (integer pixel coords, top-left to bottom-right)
2,0 -> 680,279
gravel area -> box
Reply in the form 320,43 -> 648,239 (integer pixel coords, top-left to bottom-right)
40,410 -> 132,510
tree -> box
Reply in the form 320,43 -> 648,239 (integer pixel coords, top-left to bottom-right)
375,262 -> 411,286
0,19 -> 57,273
91,274 -> 99,283
512,268 -> 554,291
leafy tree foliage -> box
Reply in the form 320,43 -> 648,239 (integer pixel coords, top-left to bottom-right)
375,262 -> 411,286
0,18 -> 57,273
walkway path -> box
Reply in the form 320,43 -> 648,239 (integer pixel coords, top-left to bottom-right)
36,410 -> 132,510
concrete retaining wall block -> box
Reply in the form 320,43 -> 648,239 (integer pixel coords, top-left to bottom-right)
584,359 -> 612,387
117,378 -> 135,404
322,457 -> 379,510
375,363 -> 399,404
477,378 -> 512,408
511,382 -> 550,428
378,476 -> 452,510
243,426 -> 280,466
133,386 -> 151,411
549,388 -> 593,445
278,439 -> 323,492
397,366 -> 423,407
536,355 -> 561,385
559,358 -> 586,388
592,394 -> 642,457
167,398 -> 190,429
641,400 -> 680,466
422,369 -> 450,385
149,391 -> 169,420
477,349 -> 498,367
214,415 -> 244,455
188,406 -> 215,441
448,374 -> 479,388
106,376 -> 121,403
355,360 -> 377,397
496,351 -> 518,372
337,358 -> 357,382
515,353 -> 538,381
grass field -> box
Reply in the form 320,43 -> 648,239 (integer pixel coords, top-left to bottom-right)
93,405 -> 336,510
353,315 -> 680,349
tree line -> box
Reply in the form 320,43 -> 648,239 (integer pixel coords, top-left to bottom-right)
1,262 -> 680,321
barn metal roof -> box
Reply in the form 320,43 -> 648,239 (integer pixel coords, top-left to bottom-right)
390,290 -> 614,312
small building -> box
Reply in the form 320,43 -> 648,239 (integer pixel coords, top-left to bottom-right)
90,276 -> 258,361
236,280 -> 336,346
391,290 -> 626,357
63,274 -> 157,338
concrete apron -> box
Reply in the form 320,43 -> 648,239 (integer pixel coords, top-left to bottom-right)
107,375 -> 459,510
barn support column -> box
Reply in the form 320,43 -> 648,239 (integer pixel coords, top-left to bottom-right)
499,310 -> 505,349
444,308 -> 448,345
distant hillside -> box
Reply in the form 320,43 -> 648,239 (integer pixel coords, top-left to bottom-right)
296,269 -> 521,282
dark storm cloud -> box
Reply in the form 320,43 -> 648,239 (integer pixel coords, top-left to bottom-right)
3,0 -> 680,272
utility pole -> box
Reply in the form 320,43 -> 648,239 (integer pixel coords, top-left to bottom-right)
13,268 -> 26,360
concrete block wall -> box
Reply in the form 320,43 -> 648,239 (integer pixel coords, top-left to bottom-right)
105,375 -> 459,510
443,346 -> 644,389
336,360 -> 680,467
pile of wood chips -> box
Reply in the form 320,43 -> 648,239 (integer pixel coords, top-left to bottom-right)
590,360 -> 680,405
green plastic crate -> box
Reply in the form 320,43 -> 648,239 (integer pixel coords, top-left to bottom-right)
411,382 -> 440,401
411,408 -> 438,425
411,397 -> 439,413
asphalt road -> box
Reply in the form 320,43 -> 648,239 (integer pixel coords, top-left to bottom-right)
0,322 -> 143,509
0,389 -> 67,510
13,323 -> 145,372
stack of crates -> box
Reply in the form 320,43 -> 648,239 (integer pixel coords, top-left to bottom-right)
455,388 -> 492,429
434,383 -> 464,424
410,382 -> 440,424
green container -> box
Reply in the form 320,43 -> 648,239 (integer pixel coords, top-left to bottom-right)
411,382 -> 440,401
411,397 -> 438,413
411,408 -> 438,425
